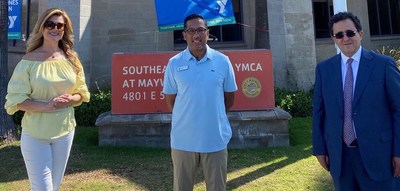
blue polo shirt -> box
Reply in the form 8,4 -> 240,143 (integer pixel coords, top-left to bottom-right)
162,45 -> 238,152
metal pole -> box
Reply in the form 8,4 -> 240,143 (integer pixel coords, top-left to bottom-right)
26,0 -> 31,40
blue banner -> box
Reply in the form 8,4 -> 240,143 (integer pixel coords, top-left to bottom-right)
154,0 -> 236,32
8,0 -> 22,39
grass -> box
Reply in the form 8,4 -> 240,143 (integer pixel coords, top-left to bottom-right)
0,117 -> 334,191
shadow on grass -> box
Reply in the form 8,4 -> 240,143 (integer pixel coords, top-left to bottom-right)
69,140 -> 333,190
0,143 -> 26,183
226,145 -> 333,190
227,146 -> 311,189
0,117 -> 334,190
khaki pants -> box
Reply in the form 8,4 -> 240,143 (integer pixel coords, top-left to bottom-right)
171,148 -> 228,191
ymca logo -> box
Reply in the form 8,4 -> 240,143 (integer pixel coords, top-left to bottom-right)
8,16 -> 17,29
216,0 -> 228,14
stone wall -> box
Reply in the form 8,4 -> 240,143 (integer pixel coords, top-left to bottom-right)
96,109 -> 292,148
90,0 -> 173,89
267,0 -> 316,90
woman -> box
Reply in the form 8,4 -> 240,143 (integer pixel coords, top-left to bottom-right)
4,8 -> 90,191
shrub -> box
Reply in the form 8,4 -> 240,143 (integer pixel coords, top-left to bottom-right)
376,46 -> 400,67
11,111 -> 23,126
12,86 -> 315,125
275,88 -> 313,117
75,86 -> 111,126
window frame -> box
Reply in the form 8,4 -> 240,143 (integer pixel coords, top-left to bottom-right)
367,0 -> 400,36
312,0 -> 333,39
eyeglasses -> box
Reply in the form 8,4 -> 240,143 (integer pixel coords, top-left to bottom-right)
333,30 -> 357,39
44,21 -> 65,30
185,28 -> 208,35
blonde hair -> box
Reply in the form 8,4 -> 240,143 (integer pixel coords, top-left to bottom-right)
26,8 -> 81,74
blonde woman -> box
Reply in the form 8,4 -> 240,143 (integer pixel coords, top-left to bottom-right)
4,8 -> 90,191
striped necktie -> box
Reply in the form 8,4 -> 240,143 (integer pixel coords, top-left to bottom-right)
343,58 -> 355,146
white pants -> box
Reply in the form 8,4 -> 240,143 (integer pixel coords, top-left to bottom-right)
20,129 -> 75,191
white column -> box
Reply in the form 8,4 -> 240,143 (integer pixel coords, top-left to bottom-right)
333,0 -> 347,13
333,0 -> 348,53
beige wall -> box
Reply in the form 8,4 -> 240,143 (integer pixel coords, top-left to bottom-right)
90,0 -> 172,89
7,0 -> 400,90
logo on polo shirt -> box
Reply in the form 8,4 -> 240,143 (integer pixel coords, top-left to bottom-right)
242,77 -> 261,98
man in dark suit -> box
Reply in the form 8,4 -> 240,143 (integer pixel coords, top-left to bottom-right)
312,12 -> 400,190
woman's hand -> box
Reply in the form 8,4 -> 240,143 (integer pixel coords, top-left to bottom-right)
52,94 -> 81,109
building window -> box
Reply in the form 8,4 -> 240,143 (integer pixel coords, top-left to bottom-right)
312,0 -> 333,38
174,0 -> 243,44
367,0 -> 400,35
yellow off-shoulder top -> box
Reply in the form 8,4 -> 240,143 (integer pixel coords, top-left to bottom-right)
4,59 -> 90,140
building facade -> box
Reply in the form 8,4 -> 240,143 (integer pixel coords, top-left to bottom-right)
7,0 -> 400,91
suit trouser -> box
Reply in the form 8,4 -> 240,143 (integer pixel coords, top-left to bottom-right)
20,129 -> 75,191
332,142 -> 395,191
171,148 -> 228,191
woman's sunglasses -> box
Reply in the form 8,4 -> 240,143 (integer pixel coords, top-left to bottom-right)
44,21 -> 65,30
332,30 -> 357,39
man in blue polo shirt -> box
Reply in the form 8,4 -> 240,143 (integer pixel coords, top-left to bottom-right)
162,14 -> 237,191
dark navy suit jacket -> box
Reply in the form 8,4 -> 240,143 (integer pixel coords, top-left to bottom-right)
312,48 -> 400,181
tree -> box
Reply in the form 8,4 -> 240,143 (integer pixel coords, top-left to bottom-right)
0,0 -> 19,144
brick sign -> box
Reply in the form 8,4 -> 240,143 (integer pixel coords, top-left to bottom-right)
111,49 -> 274,114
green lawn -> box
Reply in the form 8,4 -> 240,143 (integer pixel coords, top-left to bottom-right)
0,117 -> 334,191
